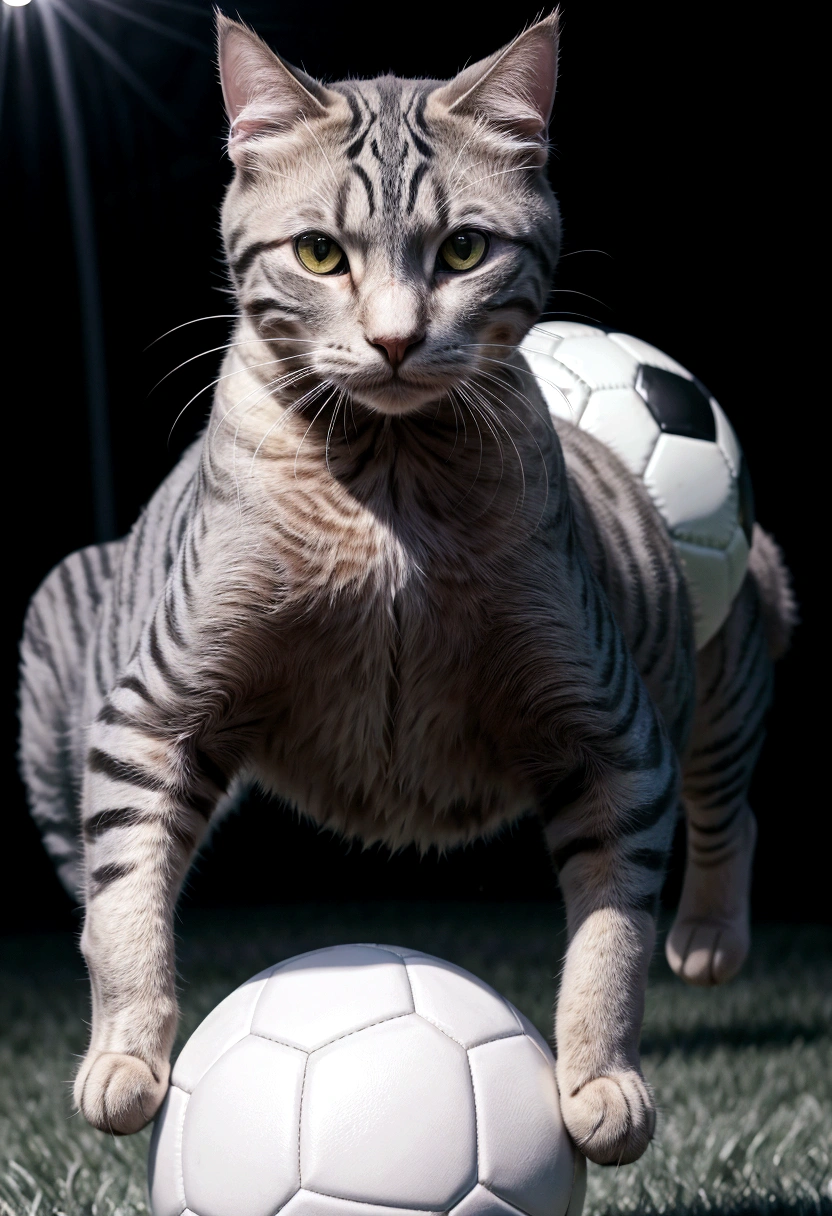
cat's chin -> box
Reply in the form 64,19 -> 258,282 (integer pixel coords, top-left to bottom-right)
349,382 -> 446,417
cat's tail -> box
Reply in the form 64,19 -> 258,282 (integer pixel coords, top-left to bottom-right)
747,523 -> 798,661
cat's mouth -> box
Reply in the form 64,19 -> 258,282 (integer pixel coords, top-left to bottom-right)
328,361 -> 470,417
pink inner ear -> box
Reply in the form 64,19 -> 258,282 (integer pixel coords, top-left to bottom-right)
525,36 -> 557,133
220,38 -> 253,124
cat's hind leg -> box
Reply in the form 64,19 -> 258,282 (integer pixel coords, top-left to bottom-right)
666,576 -> 772,986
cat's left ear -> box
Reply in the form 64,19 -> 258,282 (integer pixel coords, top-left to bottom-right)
217,14 -> 339,160
431,11 -> 560,164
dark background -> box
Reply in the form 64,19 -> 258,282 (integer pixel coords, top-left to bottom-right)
2,1 -> 822,932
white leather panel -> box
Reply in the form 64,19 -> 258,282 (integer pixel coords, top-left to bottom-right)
511,1009 -> 555,1066
673,538 -> 731,648
251,945 -> 413,1051
172,976 -> 269,1093
644,433 -> 736,547
468,1037 -> 575,1216
724,525 -> 750,604
519,351 -> 588,422
450,1183 -> 528,1216
281,1190 -> 432,1216
579,386 -> 660,477
301,1013 -> 476,1207
147,1084 -> 189,1216
182,1035 -> 305,1216
712,398 -> 742,477
404,956 -> 521,1048
547,335 -> 638,390
606,332 -> 692,379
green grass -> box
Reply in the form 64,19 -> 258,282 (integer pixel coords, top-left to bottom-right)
1,904 -> 830,1215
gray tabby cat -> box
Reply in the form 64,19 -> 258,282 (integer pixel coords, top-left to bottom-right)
19,12 -> 795,1164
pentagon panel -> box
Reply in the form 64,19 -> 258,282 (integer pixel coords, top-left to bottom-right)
182,1036 -> 305,1216
250,944 -> 413,1051
468,1036 -> 574,1216
404,954 -> 522,1048
635,366 -> 716,441
301,1014 -> 476,1208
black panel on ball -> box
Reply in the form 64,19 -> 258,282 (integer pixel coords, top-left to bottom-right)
635,366 -> 717,441
738,456 -> 755,544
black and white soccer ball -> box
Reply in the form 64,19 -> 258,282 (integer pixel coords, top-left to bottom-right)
520,322 -> 754,648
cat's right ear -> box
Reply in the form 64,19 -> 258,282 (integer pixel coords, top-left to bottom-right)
430,11 -> 560,166
216,14 -> 338,160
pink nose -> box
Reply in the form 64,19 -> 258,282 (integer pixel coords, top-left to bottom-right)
370,334 -> 423,369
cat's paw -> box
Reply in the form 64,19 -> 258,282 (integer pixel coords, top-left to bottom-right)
560,1069 -> 655,1165
665,917 -> 748,986
74,1051 -> 169,1134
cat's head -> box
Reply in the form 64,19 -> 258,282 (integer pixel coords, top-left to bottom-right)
218,13 -> 561,417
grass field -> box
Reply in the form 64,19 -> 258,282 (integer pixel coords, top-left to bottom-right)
1,903 -> 830,1216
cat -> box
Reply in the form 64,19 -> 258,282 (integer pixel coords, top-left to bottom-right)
19,11 -> 795,1165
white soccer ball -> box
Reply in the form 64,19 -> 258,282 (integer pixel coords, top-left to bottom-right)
520,322 -> 754,649
148,944 -> 586,1216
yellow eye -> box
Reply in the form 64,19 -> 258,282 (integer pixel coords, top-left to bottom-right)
438,230 -> 488,272
295,233 -> 346,275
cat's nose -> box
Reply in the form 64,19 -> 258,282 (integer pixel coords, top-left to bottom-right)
370,334 -> 424,369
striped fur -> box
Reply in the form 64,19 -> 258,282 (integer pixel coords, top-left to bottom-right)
18,13 -> 795,1162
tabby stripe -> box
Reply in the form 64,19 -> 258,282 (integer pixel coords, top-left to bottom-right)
406,162 -> 428,215
84,807 -> 145,839
686,803 -> 745,836
58,564 -> 86,652
351,165 -> 376,216
116,674 -> 155,703
148,617 -> 191,698
87,747 -> 168,792
232,240 -> 279,282
89,861 -> 135,896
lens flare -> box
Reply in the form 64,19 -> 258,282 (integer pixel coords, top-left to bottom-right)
2,0 -> 33,8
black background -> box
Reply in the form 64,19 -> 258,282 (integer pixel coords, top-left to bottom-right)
2,1 -> 822,932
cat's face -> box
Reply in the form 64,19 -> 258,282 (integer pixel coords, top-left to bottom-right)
219,16 -> 561,417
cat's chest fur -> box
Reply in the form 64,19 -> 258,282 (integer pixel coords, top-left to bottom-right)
229,419 -> 543,847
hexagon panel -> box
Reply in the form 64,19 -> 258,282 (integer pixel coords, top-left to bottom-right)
579,387 -> 660,477
550,335 -> 638,391
644,432 -> 736,548
172,974 -> 270,1093
520,350 -> 588,421
468,1036 -> 575,1216
281,1192 -> 434,1216
404,955 -> 522,1048
251,945 -> 413,1051
148,1084 -> 189,1216
182,1035 -> 305,1216
300,1014 -> 476,1208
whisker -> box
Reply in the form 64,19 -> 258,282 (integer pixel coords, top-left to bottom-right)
167,350 -> 328,445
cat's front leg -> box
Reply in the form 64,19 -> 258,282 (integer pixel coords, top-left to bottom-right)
73,679 -> 224,1134
541,713 -> 679,1163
